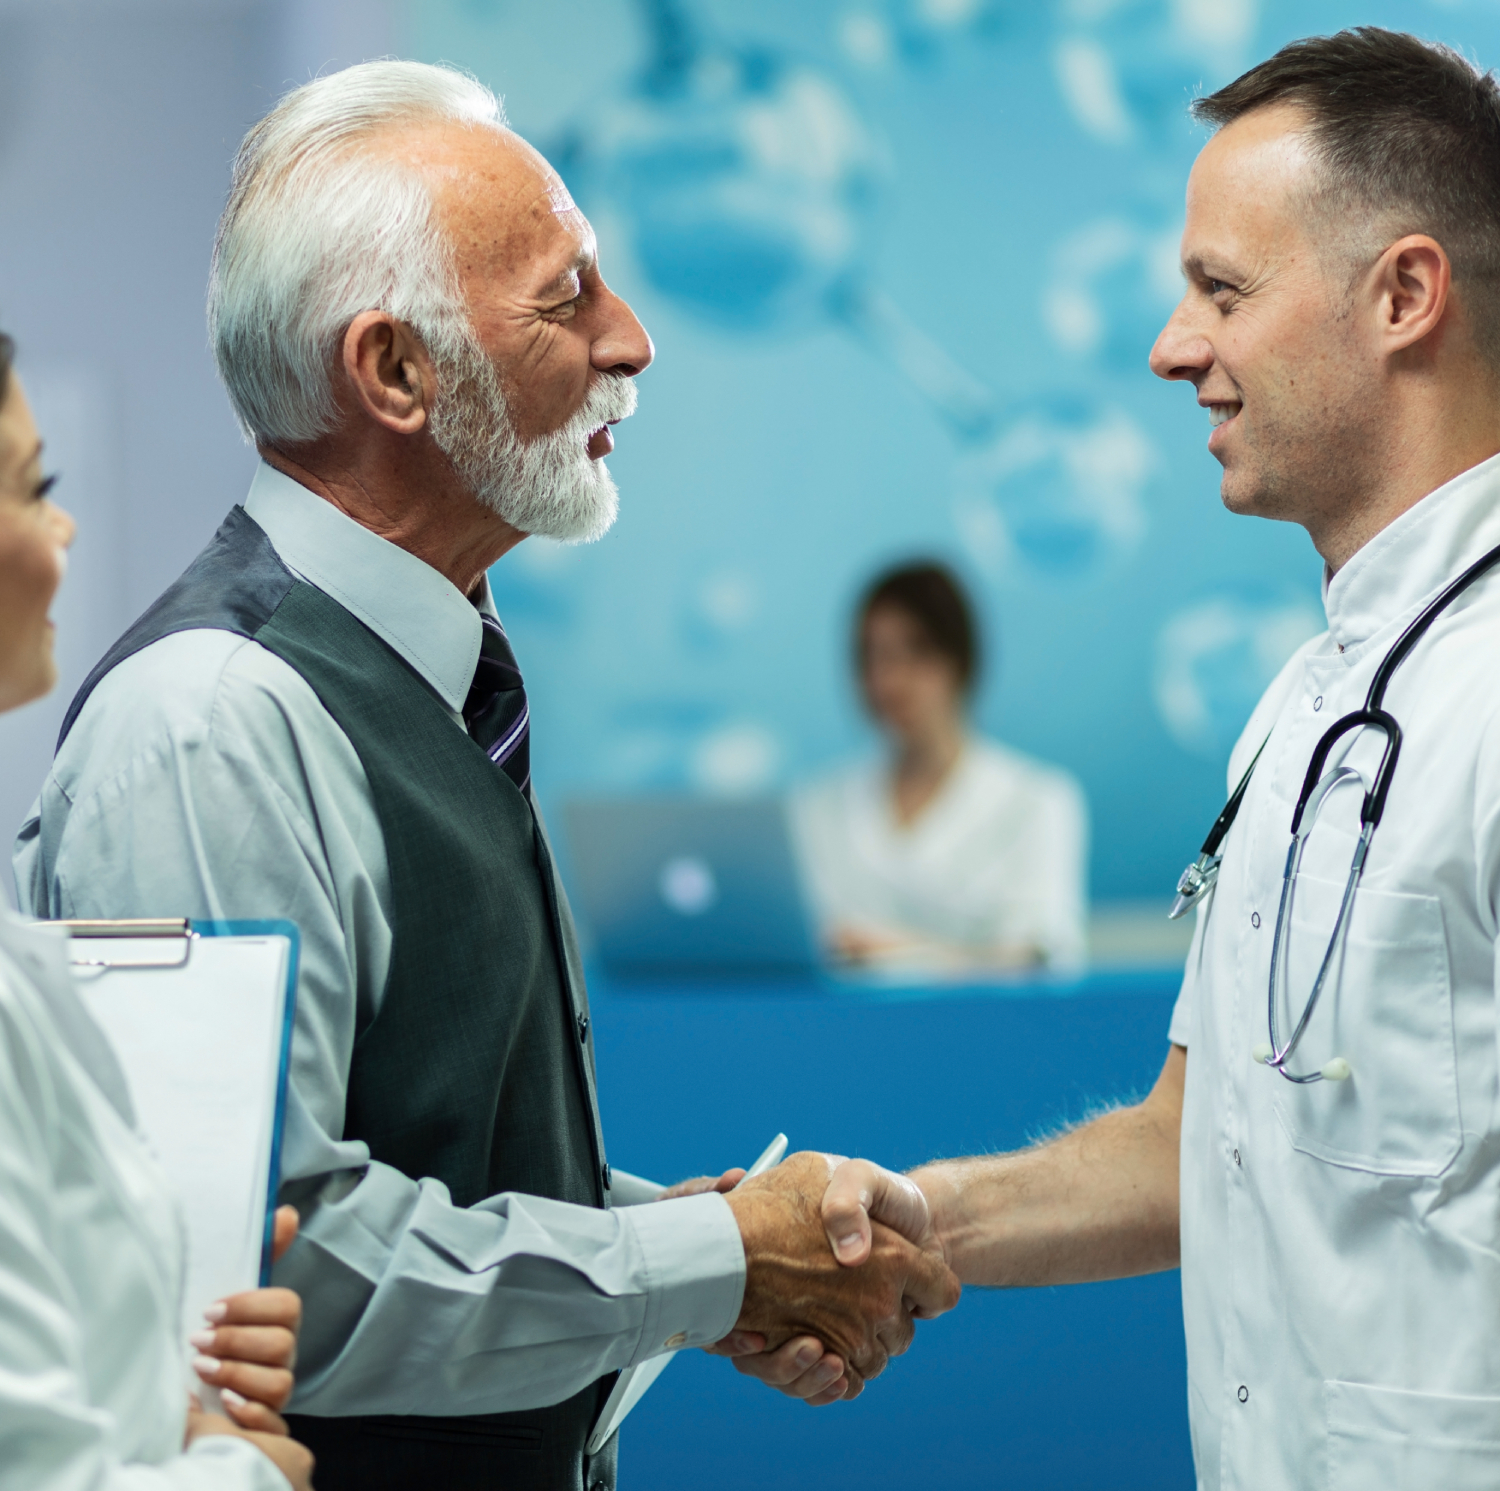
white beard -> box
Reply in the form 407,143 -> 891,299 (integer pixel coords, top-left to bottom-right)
428,328 -> 637,544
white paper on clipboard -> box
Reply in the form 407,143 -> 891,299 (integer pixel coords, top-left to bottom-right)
587,1133 -> 788,1456
57,918 -> 298,1408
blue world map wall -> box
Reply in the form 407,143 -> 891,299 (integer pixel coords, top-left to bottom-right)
405,0 -> 1500,901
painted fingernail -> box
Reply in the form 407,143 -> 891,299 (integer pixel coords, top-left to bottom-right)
219,1387 -> 247,1409
794,1343 -> 819,1369
189,1330 -> 216,1351
192,1356 -> 222,1378
202,1302 -> 227,1323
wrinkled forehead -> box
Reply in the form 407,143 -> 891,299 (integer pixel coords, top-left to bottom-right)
380,120 -> 591,284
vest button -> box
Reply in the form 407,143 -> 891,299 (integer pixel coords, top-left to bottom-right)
602,1162 -> 612,1190
577,1012 -> 590,1044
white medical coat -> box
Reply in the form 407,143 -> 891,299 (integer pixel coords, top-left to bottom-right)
1171,451 -> 1500,1489
793,737 -> 1089,969
0,908 -> 283,1489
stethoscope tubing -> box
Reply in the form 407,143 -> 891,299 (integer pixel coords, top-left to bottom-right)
1173,537 -> 1500,1082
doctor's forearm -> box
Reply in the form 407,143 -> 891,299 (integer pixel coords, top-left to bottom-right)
912,1043 -> 1184,1288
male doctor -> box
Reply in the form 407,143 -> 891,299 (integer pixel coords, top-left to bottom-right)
738,26 -> 1500,1487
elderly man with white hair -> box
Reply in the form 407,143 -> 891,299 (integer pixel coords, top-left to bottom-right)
15,61 -> 958,1491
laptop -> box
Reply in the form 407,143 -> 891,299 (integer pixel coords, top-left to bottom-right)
562,796 -> 820,976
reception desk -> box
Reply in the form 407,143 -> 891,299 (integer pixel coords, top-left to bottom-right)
591,966 -> 1194,1490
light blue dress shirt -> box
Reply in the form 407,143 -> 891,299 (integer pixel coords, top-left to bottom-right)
14,461 -> 746,1418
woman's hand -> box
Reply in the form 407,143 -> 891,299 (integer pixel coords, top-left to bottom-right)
190,1206 -> 302,1433
185,1409 -> 314,1491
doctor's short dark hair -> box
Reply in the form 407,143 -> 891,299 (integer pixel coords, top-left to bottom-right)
1194,27 -> 1500,364
855,561 -> 980,694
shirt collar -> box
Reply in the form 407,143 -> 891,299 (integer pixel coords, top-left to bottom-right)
243,461 -> 497,713
1323,450 -> 1500,650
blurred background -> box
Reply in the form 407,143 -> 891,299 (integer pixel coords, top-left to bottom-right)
4,0 -> 1499,1484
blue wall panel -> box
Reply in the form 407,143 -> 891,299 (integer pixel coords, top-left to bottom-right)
409,0 -> 1500,902
591,976 -> 1190,1488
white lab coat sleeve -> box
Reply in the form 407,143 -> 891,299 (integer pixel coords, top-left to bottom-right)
1029,773 -> 1089,971
0,977 -> 285,1491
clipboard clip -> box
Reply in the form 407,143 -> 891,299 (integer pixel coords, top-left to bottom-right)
44,918 -> 195,971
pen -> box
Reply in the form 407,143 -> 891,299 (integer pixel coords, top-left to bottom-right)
735,1133 -> 788,1188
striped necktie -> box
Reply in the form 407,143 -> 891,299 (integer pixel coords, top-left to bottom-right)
464,615 -> 531,794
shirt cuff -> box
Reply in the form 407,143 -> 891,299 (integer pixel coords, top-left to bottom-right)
619,1191 -> 745,1365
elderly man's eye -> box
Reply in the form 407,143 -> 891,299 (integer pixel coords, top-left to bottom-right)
1208,279 -> 1232,298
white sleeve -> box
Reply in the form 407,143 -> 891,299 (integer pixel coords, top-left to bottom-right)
0,984 -> 286,1491
1030,775 -> 1090,971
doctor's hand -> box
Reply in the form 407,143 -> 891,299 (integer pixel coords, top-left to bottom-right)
820,1158 -> 944,1269
722,1151 -> 960,1397
190,1206 -> 302,1434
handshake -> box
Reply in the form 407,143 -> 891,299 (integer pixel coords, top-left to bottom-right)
692,1152 -> 959,1404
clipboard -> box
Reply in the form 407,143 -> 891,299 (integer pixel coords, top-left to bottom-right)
48,918 -> 298,1405
587,1133 -> 788,1457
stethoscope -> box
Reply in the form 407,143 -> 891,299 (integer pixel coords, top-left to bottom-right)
1168,540 -> 1500,1084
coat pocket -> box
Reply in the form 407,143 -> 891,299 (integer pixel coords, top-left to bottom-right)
1327,1380 -> 1500,1490
1270,874 -> 1459,1177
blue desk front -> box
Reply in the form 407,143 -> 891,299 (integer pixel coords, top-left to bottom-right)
590,968 -> 1194,1491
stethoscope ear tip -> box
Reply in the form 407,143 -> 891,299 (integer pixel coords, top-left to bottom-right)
1320,1057 -> 1352,1081
1251,1042 -> 1274,1064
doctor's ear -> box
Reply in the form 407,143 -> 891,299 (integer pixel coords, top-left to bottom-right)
1370,234 -> 1452,360
340,312 -> 434,436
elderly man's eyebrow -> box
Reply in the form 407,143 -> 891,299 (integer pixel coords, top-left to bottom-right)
535,244 -> 597,301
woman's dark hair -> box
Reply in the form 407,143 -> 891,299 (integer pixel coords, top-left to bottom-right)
855,560 -> 980,693
0,331 -> 13,407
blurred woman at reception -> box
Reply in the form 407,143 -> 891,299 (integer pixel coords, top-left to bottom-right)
794,561 -> 1088,974
0,332 -> 312,1490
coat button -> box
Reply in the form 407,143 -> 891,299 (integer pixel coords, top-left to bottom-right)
1251,912 -> 1260,929
1238,1385 -> 1249,1403
1233,1149 -> 1241,1167
577,1013 -> 590,1044
1313,695 -> 1323,711
602,1162 -> 612,1190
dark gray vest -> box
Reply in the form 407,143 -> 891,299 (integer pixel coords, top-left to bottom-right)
61,507 -> 618,1491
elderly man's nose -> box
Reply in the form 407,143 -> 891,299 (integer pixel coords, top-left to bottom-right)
594,288 -> 654,377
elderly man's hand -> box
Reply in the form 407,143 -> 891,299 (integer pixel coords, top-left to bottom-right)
720,1151 -> 960,1398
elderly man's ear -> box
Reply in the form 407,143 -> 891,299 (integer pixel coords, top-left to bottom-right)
340,311 -> 435,435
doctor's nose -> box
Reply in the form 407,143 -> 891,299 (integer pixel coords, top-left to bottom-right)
1149,301 -> 1212,384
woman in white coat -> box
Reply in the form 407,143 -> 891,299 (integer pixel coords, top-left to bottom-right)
0,334 -> 314,1490
795,561 -> 1088,974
